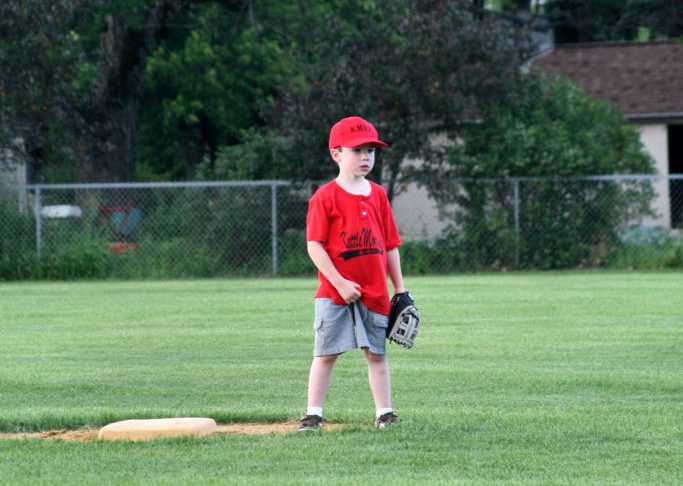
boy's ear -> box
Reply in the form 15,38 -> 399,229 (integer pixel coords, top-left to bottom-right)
330,147 -> 341,163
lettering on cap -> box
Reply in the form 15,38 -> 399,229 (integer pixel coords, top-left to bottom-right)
329,116 -> 387,149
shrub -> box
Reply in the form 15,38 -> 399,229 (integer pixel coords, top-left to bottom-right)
418,76 -> 656,269
609,227 -> 683,269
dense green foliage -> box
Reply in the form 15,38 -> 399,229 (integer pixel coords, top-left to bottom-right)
544,0 -> 683,43
2,0 -> 535,186
135,3 -> 293,181
0,1 -> 95,180
0,275 -> 681,484
2,0 -> 680,184
430,77 -> 654,179
225,1 -> 534,197
417,76 -> 657,269
485,0 -> 683,43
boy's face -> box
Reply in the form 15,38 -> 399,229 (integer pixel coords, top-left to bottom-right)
330,144 -> 376,178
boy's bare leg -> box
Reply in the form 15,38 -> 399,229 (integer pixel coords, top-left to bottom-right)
307,354 -> 339,408
364,349 -> 392,409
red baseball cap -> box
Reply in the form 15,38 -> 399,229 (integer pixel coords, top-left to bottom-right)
328,116 -> 388,149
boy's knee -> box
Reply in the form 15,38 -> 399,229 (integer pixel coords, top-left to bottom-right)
363,349 -> 386,363
315,354 -> 340,365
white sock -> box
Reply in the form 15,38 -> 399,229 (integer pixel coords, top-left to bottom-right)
307,406 -> 323,418
376,407 -> 393,419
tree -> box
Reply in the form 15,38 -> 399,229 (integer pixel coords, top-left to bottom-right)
544,0 -> 683,43
0,0 -> 194,182
252,0 -> 534,199
1,0 -> 385,182
136,0 -> 382,181
620,0 -> 683,39
83,0 -> 193,182
544,0 -> 634,42
135,2 -> 289,180
0,1 -> 95,180
486,0 -> 535,13
417,76 -> 656,269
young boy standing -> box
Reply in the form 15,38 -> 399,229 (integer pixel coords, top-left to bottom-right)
300,116 -> 406,431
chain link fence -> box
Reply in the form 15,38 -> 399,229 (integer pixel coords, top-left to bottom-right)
395,174 -> 683,272
1,175 -> 682,279
0,181 -> 312,279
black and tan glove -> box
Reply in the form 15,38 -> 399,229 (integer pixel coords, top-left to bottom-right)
387,291 -> 420,349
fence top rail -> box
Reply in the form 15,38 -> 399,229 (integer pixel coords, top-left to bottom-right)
511,174 -> 683,182
1,174 -> 682,191
0,180 -> 293,191
402,174 -> 683,183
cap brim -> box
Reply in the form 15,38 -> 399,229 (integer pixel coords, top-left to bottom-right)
341,137 -> 388,148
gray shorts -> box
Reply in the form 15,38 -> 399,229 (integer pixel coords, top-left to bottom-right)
313,298 -> 389,357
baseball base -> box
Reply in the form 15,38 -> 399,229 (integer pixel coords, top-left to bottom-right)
97,417 -> 217,441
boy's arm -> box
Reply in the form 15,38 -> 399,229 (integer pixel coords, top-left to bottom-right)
387,247 -> 406,294
307,241 -> 362,304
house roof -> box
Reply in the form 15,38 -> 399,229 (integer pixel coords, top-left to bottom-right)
533,40 -> 683,122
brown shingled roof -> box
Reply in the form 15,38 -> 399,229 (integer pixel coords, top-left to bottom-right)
533,40 -> 683,121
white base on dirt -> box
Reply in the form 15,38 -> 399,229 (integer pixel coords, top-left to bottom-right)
97,417 -> 217,441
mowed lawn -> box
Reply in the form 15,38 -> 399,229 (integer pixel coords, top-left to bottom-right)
0,273 -> 681,485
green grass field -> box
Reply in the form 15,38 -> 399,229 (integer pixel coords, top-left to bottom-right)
0,273 -> 681,485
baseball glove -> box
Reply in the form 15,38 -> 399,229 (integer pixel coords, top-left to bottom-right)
387,291 -> 420,349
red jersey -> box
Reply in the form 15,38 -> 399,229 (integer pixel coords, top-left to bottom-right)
306,180 -> 402,315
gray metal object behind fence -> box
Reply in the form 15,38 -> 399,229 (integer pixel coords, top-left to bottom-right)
1,175 -> 682,278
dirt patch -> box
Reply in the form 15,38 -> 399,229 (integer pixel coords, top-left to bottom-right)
0,421 -> 345,442
216,420 -> 345,435
0,429 -> 98,442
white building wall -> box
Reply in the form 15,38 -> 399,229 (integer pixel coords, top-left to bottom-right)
0,138 -> 28,185
392,182 -> 447,240
0,138 -> 29,214
637,123 -> 670,227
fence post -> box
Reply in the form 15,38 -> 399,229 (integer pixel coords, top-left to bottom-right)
34,185 -> 43,260
271,182 -> 278,276
513,178 -> 520,268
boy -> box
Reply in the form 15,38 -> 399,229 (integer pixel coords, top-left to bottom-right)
299,116 -> 406,431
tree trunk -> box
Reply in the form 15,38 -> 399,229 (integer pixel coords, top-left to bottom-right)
81,0 -> 191,182
513,0 -> 531,11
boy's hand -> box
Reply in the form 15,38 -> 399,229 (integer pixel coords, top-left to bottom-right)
306,241 -> 362,303
337,279 -> 362,304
